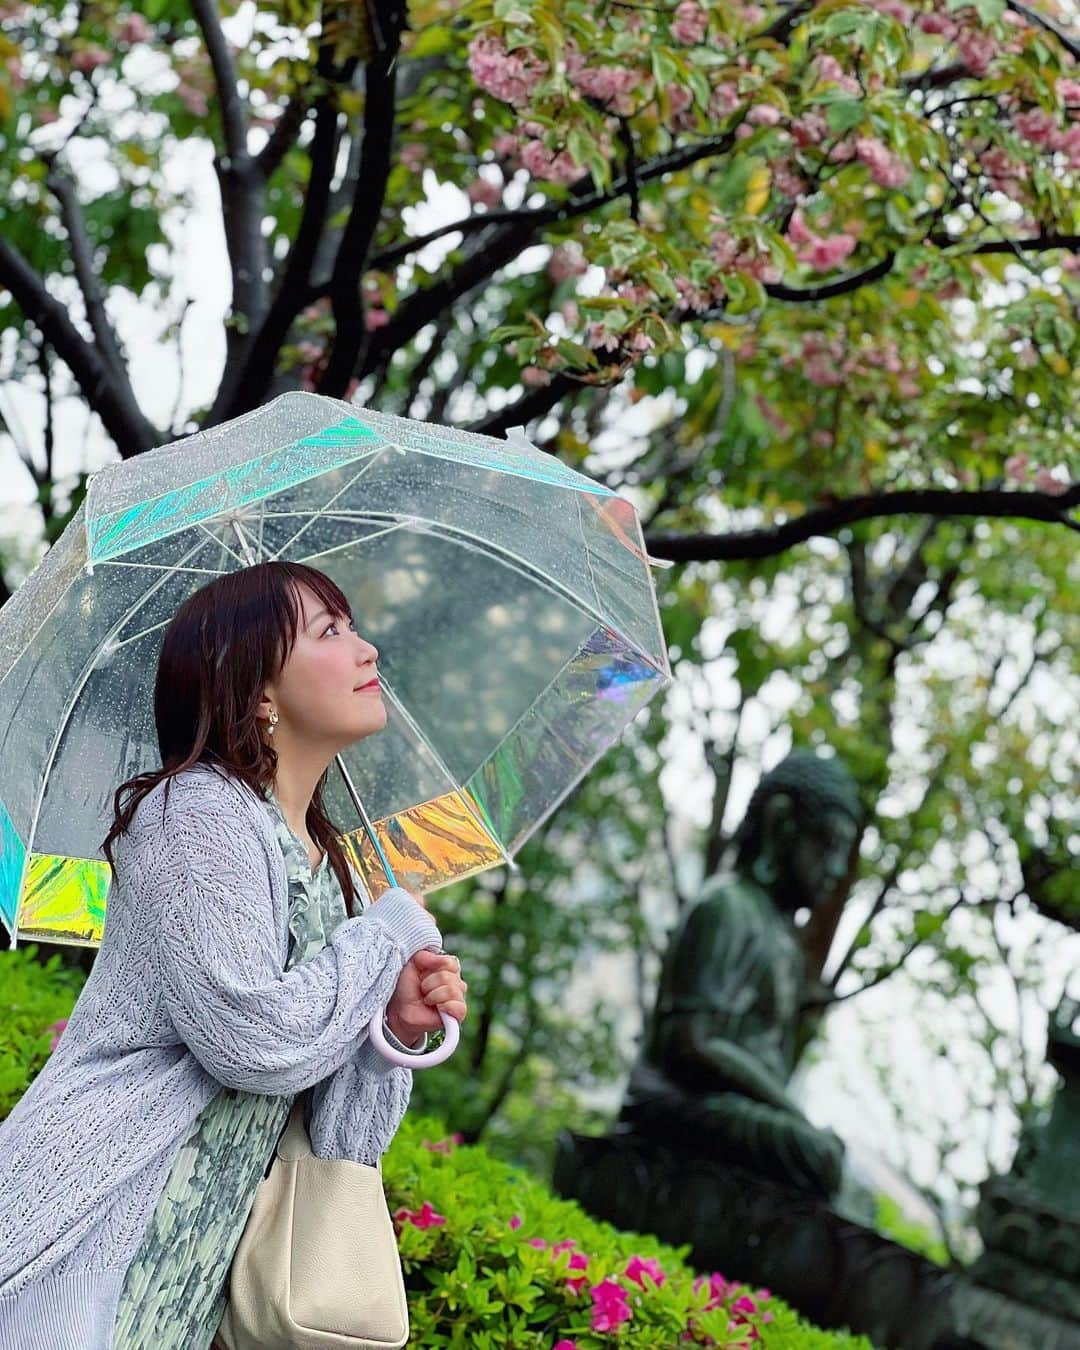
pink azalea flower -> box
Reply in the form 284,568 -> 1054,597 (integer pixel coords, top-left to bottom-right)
589,1278 -> 632,1332
508,1214 -> 522,1229
47,1018 -> 68,1051
553,1341 -> 578,1350
565,1250 -> 589,1292
467,34 -> 548,107
364,308 -> 390,332
625,1254 -> 666,1287
393,1201 -> 446,1229
528,1236 -> 549,1248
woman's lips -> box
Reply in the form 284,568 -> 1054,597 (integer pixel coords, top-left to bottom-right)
355,680 -> 381,693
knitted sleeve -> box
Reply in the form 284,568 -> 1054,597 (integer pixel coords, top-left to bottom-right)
147,784 -> 443,1095
307,1038 -> 416,1165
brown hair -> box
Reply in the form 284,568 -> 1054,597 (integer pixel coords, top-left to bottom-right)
101,560 -> 363,914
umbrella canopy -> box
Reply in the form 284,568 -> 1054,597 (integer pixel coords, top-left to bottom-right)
0,393 -> 671,947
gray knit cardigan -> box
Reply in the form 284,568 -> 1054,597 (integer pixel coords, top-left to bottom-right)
0,761 -> 442,1349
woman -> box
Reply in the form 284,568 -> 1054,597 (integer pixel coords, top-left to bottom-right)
0,560 -> 467,1349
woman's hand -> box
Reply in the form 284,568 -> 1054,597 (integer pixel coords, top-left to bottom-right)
385,950 -> 467,1046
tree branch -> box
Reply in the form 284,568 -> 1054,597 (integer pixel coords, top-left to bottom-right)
190,0 -> 247,161
0,238 -> 159,454
318,2 -> 409,397
644,483 -> 1080,563
216,95 -> 341,423
254,94 -> 309,179
45,168 -> 129,384
1005,0 -> 1080,60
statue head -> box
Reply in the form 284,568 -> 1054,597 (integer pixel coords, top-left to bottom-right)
732,749 -> 864,914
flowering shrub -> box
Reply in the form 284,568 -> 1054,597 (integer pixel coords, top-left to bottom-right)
384,1113 -> 872,1349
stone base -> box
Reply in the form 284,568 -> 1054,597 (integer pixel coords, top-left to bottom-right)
553,1128 -> 957,1350
950,1281 -> 1080,1350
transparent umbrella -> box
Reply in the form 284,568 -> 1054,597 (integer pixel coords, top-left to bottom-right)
0,393 -> 672,1063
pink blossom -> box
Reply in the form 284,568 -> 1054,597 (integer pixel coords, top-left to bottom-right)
72,46 -> 110,73
553,1342 -> 579,1350
1004,453 -> 1031,486
1058,78 -> 1080,105
508,1214 -> 522,1230
742,2 -> 766,21
980,145 -> 1027,195
672,0 -> 708,44
519,138 -> 583,184
867,0 -> 912,21
564,1250 -> 589,1292
400,142 -> 425,171
364,308 -> 390,332
696,1271 -> 735,1311
787,207 -> 815,245
468,34 -> 548,107
549,244 -> 588,282
492,132 -> 520,157
1012,108 -> 1058,146
747,102 -> 781,126
709,83 -> 743,118
570,63 -> 640,116
586,322 -> 621,353
5,57 -> 25,92
176,82 -> 208,116
956,27 -> 997,76
119,13 -> 152,43
421,1135 -> 459,1153
1033,467 -> 1068,494
528,1236 -> 549,1248
561,298 -> 580,325
854,136 -> 910,187
798,231 -> 857,272
625,1254 -> 666,1287
918,12 -> 957,37
812,53 -> 860,95
1055,124 -> 1080,168
47,1018 -> 68,1052
827,139 -> 857,163
393,1201 -> 446,1229
772,156 -> 806,197
666,82 -> 695,129
522,365 -> 551,387
467,176 -> 503,208
589,1278 -> 632,1332
791,110 -> 828,147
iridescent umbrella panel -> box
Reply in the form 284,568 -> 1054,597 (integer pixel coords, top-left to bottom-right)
0,393 -> 671,946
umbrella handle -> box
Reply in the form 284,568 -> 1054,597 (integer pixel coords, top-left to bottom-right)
367,1005 -> 460,1068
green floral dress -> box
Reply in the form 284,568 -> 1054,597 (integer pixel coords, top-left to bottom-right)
112,787 -> 368,1349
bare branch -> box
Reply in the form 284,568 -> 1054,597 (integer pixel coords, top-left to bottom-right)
190,0 -> 247,161
318,3 -> 410,397
645,483 -> 1080,564
0,237 -> 159,454
45,168 -> 128,384
254,94 -> 309,179
1005,0 -> 1080,60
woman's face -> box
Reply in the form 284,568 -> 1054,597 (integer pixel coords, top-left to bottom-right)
260,582 -> 387,750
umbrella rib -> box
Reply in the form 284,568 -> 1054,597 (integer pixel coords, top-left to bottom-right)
268,445 -> 399,562
197,521 -> 249,568
96,560 -> 232,576
13,533 -> 212,940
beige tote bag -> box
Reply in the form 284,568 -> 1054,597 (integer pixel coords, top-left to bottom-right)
215,1097 -> 410,1350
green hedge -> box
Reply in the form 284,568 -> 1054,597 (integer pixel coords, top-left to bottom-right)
1,951 -> 869,1348
0,946 -> 86,1119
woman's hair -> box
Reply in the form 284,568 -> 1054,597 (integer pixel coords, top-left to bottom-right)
101,560 -> 363,914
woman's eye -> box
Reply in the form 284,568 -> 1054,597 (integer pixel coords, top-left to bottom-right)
324,619 -> 356,636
